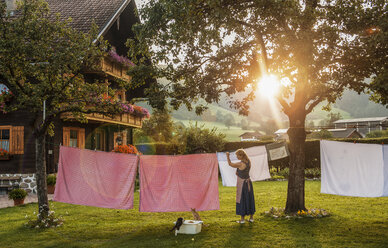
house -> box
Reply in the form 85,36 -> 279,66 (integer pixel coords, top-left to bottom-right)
274,129 -> 288,141
328,128 -> 363,139
239,131 -> 263,141
333,117 -> 388,137
0,0 -> 150,193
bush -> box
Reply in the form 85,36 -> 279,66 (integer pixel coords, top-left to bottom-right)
8,188 -> 28,200
180,123 -> 226,154
305,168 -> 321,179
271,175 -> 285,180
47,174 -> 56,186
278,168 -> 289,179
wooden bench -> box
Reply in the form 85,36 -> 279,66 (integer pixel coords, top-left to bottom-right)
0,176 -> 21,194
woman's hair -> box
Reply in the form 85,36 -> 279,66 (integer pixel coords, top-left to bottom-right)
236,149 -> 249,162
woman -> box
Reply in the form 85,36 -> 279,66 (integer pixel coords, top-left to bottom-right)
226,149 -> 256,223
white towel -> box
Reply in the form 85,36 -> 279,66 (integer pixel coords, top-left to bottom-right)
320,140 -> 388,197
217,146 -> 271,187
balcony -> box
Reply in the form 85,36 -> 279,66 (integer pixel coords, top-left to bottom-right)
61,112 -> 143,128
100,56 -> 132,82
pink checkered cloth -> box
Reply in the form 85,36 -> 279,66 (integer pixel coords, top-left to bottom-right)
139,154 -> 220,212
54,146 -> 138,209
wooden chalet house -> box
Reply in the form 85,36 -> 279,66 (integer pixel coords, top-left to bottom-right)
0,0 -> 149,193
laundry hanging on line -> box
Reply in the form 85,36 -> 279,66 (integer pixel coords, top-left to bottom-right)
139,153 -> 220,212
54,146 -> 138,209
265,142 -> 290,161
217,145 -> 271,187
320,140 -> 388,197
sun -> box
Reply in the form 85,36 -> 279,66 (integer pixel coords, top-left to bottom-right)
258,74 -> 280,97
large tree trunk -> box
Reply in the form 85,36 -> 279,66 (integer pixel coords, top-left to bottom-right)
285,112 -> 307,213
35,134 -> 49,219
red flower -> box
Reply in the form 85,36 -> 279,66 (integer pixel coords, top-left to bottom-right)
112,144 -> 141,155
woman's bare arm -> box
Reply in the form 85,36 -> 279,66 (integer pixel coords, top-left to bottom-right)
226,152 -> 246,169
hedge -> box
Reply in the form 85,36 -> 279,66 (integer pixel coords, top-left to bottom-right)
136,137 -> 388,168
135,143 -> 180,155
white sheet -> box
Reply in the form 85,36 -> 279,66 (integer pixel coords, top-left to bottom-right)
383,145 -> 388,196
320,140 -> 387,197
217,146 -> 271,187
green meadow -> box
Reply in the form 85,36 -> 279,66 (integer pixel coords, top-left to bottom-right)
0,181 -> 387,248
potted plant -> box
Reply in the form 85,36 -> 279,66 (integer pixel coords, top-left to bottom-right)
8,188 -> 28,206
47,174 -> 56,194
0,148 -> 10,160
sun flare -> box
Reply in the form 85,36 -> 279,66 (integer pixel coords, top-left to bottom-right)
258,74 -> 280,97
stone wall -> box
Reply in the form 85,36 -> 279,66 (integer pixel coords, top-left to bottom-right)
0,174 -> 37,194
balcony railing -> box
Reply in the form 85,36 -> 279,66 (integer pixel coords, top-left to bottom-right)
61,112 -> 143,128
100,57 -> 131,82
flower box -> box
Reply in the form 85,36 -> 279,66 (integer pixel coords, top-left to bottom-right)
0,156 -> 10,161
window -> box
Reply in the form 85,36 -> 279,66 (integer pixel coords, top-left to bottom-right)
70,130 -> 78,148
114,131 -> 127,148
0,126 -> 24,154
94,130 -> 105,151
63,127 -> 85,148
0,128 -> 10,152
115,90 -> 126,102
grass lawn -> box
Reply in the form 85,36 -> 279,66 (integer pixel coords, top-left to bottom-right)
0,181 -> 387,248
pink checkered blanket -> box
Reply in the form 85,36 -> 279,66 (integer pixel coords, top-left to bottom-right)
139,154 -> 220,212
54,146 -> 138,209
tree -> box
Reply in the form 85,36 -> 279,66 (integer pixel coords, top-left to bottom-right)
140,107 -> 175,142
0,1 -> 134,220
241,118 -> 249,130
128,0 -> 384,212
178,122 -> 226,154
326,112 -> 342,127
223,113 -> 235,129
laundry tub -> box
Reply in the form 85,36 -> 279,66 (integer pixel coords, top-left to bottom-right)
175,220 -> 203,234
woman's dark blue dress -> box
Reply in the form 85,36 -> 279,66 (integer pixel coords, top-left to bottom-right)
236,161 -> 256,216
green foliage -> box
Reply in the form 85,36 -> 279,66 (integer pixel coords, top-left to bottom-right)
271,175 -> 285,180
180,123 -> 226,154
8,188 -> 27,200
46,174 -> 56,186
128,0 -> 382,116
305,168 -> 321,179
366,129 -> 388,138
138,108 -> 175,142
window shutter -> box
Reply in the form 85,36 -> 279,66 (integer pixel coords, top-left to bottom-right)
11,126 -> 24,154
63,127 -> 70,147
79,128 -> 85,149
